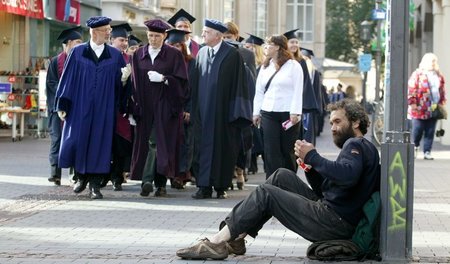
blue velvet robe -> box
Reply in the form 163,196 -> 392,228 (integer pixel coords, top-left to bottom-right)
55,42 -> 126,174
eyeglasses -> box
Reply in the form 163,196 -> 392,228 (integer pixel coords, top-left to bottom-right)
95,27 -> 112,33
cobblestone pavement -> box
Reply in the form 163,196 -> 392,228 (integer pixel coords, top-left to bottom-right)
1,125 -> 450,263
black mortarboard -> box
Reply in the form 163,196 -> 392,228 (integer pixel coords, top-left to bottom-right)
300,47 -> 315,58
283,29 -> 299,40
144,19 -> 171,33
128,35 -> 142,47
57,26 -> 82,44
111,23 -> 132,38
204,19 -> 227,33
238,36 -> 244,42
165,29 -> 190,43
245,33 -> 264,46
167,8 -> 196,27
86,16 -> 112,28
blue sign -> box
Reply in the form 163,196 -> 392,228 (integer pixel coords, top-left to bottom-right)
0,83 -> 12,93
359,54 -> 372,72
372,8 -> 386,20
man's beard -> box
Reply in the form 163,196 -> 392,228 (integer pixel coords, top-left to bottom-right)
333,123 -> 356,149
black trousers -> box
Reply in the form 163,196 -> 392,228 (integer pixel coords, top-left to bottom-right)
260,111 -> 299,178
224,168 -> 355,242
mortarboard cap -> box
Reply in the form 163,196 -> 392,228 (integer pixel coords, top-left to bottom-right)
300,47 -> 315,58
128,35 -> 142,47
245,33 -> 264,46
111,23 -> 132,38
238,36 -> 244,42
86,16 -> 112,28
144,19 -> 171,33
283,29 -> 299,40
57,26 -> 83,44
168,8 -> 196,27
165,28 -> 190,44
204,19 -> 227,33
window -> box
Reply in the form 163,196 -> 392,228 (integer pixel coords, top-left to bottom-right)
254,0 -> 267,38
286,0 -> 314,42
224,0 -> 235,23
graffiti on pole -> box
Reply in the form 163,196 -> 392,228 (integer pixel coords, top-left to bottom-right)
388,151 -> 406,231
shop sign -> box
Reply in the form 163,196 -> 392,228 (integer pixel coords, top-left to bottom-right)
0,0 -> 44,19
0,83 -> 12,93
56,0 -> 80,24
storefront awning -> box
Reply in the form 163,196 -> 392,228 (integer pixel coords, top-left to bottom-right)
0,0 -> 44,19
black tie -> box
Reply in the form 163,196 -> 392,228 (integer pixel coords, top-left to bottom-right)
209,48 -> 215,60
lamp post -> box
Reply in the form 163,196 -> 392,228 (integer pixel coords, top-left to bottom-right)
360,20 -> 372,112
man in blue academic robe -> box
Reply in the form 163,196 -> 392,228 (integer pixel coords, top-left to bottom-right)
55,16 -> 127,199
190,19 -> 252,199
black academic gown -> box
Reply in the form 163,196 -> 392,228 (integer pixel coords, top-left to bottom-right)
56,43 -> 126,174
191,42 -> 252,189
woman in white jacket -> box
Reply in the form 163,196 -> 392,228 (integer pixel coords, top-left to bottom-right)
253,35 -> 304,179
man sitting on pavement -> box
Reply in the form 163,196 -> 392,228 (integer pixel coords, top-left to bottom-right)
176,98 -> 381,260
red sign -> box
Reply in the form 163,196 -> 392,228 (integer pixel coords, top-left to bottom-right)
0,0 -> 44,19
56,0 -> 80,25
8,76 -> 16,83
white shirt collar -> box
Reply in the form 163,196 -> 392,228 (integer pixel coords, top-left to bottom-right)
90,40 -> 104,51
210,41 -> 222,55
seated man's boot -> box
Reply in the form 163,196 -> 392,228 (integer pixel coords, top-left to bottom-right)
176,238 -> 228,260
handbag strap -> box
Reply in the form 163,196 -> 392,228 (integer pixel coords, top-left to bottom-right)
264,69 -> 279,94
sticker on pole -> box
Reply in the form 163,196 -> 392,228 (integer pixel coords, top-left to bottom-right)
359,54 -> 372,72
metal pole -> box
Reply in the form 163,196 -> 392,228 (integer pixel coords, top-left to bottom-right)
362,72 -> 367,111
379,0 -> 414,261
375,0 -> 382,103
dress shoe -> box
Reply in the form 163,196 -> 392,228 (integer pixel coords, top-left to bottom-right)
155,187 -> 167,197
191,188 -> 212,199
99,178 -> 109,188
73,179 -> 88,193
140,182 -> 153,197
216,190 -> 228,199
48,176 -> 61,186
113,183 -> 122,191
171,179 -> 185,189
90,188 -> 103,199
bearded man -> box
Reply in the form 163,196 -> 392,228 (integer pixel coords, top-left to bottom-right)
176,98 -> 380,260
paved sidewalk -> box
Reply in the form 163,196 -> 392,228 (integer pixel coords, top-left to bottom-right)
0,124 -> 450,263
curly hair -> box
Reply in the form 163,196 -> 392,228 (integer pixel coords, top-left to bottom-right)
262,35 -> 292,70
328,98 -> 370,135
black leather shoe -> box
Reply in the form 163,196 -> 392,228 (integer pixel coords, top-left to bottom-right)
99,178 -> 109,188
48,176 -> 61,186
216,190 -> 228,199
155,187 -> 167,197
140,182 -> 153,197
113,183 -> 122,191
90,188 -> 103,199
73,179 -> 88,193
191,188 -> 212,199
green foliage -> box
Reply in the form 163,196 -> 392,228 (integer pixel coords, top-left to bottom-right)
326,0 -> 375,63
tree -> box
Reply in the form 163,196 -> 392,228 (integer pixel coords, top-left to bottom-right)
326,0 -> 375,63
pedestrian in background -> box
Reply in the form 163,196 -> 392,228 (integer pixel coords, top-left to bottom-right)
46,26 -> 83,186
408,53 -> 447,160
253,34 -> 303,179
55,16 -> 127,199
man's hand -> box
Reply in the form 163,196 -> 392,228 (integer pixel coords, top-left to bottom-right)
147,71 -> 165,82
183,112 -> 190,123
57,111 -> 66,121
121,64 -> 131,83
294,139 -> 315,161
290,114 -> 301,125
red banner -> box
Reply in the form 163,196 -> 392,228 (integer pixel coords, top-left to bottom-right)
0,0 -> 44,19
56,0 -> 80,25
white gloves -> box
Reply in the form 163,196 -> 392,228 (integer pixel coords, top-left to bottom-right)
57,111 -> 66,121
121,64 -> 132,83
128,114 -> 136,126
147,70 -> 165,83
